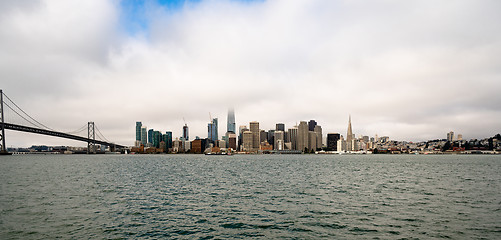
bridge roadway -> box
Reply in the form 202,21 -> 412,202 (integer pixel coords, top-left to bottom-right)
3,122 -> 126,149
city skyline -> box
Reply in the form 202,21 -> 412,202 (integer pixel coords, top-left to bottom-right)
1,0 -> 501,147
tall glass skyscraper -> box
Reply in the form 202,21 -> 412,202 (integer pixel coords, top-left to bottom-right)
183,124 -> 189,141
227,108 -> 236,133
135,122 -> 142,141
208,118 -> 218,143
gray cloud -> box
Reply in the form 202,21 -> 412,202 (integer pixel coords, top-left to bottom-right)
1,0 -> 500,147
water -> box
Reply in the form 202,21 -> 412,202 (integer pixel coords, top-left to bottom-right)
1,154 -> 500,239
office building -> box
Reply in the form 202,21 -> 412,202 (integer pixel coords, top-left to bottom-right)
274,131 -> 284,150
208,118 -> 218,143
227,108 -> 236,133
308,120 -> 317,131
242,131 -> 253,151
148,129 -> 154,144
314,125 -> 322,150
163,131 -> 172,149
327,133 -> 340,151
347,116 -> 353,151
141,127 -> 147,145
135,122 -> 142,141
183,124 -> 189,141
297,121 -> 309,152
250,121 -> 260,150
308,131 -> 317,152
288,126 -> 298,150
276,123 -> 285,132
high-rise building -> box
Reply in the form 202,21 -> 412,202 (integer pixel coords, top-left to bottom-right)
153,131 -> 162,148
314,125 -> 322,150
447,131 -> 454,142
238,125 -> 248,150
148,129 -> 154,144
135,122 -> 142,141
242,131 -> 253,151
183,124 -> 189,141
308,131 -> 317,152
228,133 -> 237,150
208,118 -> 218,143
163,132 -> 173,150
327,133 -> 340,151
457,134 -> 463,141
288,126 -> 298,150
250,121 -> 260,150
308,120 -> 317,132
276,123 -> 285,132
274,131 -> 284,150
141,127 -> 147,146
227,108 -> 236,133
347,115 -> 353,151
297,121 -> 309,152
260,130 -> 267,144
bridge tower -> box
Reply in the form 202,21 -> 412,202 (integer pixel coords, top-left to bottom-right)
0,89 -> 8,154
87,122 -> 95,154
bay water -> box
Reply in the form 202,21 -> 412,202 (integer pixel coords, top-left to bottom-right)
1,154 -> 500,239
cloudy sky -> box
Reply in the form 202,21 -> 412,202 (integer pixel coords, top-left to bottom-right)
1,0 -> 500,147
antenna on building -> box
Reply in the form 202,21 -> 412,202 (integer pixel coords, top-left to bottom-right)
209,112 -> 212,122
183,117 -> 187,126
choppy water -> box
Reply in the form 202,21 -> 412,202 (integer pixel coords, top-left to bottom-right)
1,154 -> 500,239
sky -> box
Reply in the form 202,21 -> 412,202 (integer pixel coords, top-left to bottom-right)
1,0 -> 501,147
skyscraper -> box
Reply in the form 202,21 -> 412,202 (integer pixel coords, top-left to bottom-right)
163,131 -> 173,149
308,120 -> 317,132
250,121 -> 260,150
141,126 -> 147,146
314,125 -> 322,150
327,133 -> 340,151
297,121 -> 309,152
208,118 -> 218,143
274,131 -> 284,150
183,124 -> 189,141
148,129 -> 154,144
288,126 -> 298,150
227,108 -> 236,133
347,115 -> 353,151
135,122 -> 142,141
276,123 -> 285,132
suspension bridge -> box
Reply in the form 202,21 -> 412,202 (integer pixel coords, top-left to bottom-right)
0,90 -> 127,155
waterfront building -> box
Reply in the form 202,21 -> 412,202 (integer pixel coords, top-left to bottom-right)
447,131 -> 454,142
238,125 -> 248,150
314,125 -> 322,150
148,129 -> 154,144
141,127 -> 147,145
327,133 -> 340,151
153,131 -> 162,148
228,133 -> 237,150
242,131 -> 253,151
260,130 -> 268,145
288,126 -> 298,150
308,120 -> 317,132
135,122 -> 142,141
218,140 -> 226,148
208,118 -> 218,143
163,131 -> 173,149
267,130 -> 275,148
308,131 -> 317,152
183,124 -> 189,141
274,131 -> 284,150
276,123 -> 285,132
347,116 -> 353,151
227,108 -> 236,134
337,136 -> 346,152
297,121 -> 309,152
457,134 -> 463,141
250,121 -> 260,150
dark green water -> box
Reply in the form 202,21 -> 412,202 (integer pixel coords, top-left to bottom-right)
1,154 -> 500,239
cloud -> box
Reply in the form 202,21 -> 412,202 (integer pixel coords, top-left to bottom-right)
1,0 -> 500,147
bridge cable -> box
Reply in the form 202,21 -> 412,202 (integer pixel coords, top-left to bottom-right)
94,124 -> 111,143
2,92 -> 55,131
3,102 -> 45,129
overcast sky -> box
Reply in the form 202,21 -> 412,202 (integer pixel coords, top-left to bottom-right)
1,0 -> 500,147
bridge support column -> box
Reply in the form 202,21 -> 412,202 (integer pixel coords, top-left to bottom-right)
0,89 -> 8,155
88,122 -> 95,154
